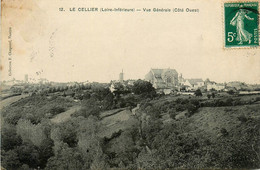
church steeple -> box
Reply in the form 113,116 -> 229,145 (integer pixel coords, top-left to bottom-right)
119,69 -> 124,83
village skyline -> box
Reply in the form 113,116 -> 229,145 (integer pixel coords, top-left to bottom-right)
2,67 -> 260,85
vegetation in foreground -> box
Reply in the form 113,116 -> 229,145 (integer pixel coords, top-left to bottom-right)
1,81 -> 260,169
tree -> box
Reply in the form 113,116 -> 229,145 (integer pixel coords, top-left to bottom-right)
92,86 -> 111,101
76,116 -> 106,169
38,138 -> 54,168
142,118 -> 162,147
16,141 -> 40,168
113,82 -> 127,96
186,103 -> 198,116
227,90 -> 235,95
16,119 -> 47,147
103,127 -> 140,168
50,106 -> 66,116
1,150 -> 21,169
207,94 -> 211,99
45,144 -> 84,170
73,98 -> 101,118
194,89 -> 202,97
132,80 -> 156,95
137,149 -> 159,169
102,92 -> 115,110
1,123 -> 22,151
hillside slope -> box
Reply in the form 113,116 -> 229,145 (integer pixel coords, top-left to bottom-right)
145,103 -> 260,169
187,104 -> 260,141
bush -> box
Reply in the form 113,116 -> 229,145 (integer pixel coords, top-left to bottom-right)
220,128 -> 228,136
175,104 -> 186,112
194,89 -> 202,97
117,98 -> 126,108
225,98 -> 233,106
1,124 -> 22,151
233,98 -> 242,106
168,108 -> 177,119
145,106 -> 161,119
1,150 -> 22,169
190,99 -> 200,107
227,90 -> 235,95
237,115 -> 248,123
255,97 -> 260,102
176,98 -> 189,104
132,79 -> 156,95
123,95 -> 138,108
186,103 -> 198,117
50,106 -> 66,116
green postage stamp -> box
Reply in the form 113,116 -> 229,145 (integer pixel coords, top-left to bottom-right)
224,1 -> 259,48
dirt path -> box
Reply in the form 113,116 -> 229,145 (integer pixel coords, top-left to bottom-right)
0,94 -> 29,110
132,104 -> 140,115
51,106 -> 81,123
100,108 -> 126,119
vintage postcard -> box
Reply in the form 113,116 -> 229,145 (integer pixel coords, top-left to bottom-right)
1,0 -> 260,169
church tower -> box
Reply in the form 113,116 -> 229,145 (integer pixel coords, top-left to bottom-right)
119,69 -> 124,83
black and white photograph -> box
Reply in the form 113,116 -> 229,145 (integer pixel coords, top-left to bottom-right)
1,0 -> 260,169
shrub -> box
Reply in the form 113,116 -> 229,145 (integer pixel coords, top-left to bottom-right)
220,128 -> 228,136
117,98 -> 126,108
175,104 -> 186,112
227,90 -> 235,95
168,109 -> 177,119
132,80 -> 156,95
176,98 -> 189,104
1,150 -> 22,169
194,89 -> 202,97
255,97 -> 260,102
214,99 -> 225,107
50,106 -> 66,116
145,106 -> 161,119
225,98 -> 233,106
190,99 -> 200,107
233,99 -> 242,106
1,124 -> 22,151
123,95 -> 138,108
186,103 -> 198,117
73,106 -> 100,119
237,115 -> 248,123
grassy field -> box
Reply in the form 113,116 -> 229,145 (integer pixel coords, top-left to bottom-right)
51,106 -> 81,123
186,104 -> 260,141
98,109 -> 138,138
157,94 -> 260,130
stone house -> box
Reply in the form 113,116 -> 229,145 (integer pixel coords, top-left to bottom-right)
183,79 -> 204,91
207,82 -> 225,91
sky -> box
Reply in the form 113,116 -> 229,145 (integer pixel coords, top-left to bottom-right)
1,0 -> 260,84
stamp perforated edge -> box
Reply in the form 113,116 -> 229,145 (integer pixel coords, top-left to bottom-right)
222,0 -> 260,50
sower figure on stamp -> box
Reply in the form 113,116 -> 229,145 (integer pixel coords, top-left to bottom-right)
230,8 -> 254,45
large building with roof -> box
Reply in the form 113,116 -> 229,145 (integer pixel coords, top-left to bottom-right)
145,68 -> 179,89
